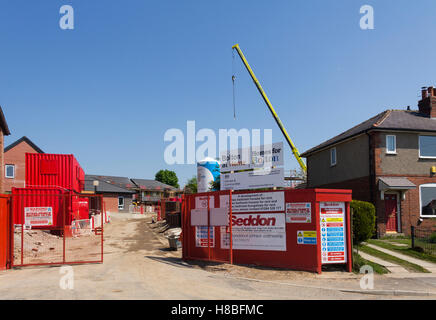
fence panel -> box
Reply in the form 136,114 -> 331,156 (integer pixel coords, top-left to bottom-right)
10,191 -> 103,267
412,226 -> 436,256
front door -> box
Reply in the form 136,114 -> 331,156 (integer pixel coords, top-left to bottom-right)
385,194 -> 398,232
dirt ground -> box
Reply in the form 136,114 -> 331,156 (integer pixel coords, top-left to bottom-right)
1,213 -> 436,299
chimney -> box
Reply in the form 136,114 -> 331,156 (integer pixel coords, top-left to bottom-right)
418,86 -> 436,118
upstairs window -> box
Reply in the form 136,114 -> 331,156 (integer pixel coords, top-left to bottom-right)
330,147 -> 337,166
419,135 -> 436,158
386,135 -> 396,154
5,164 -> 15,178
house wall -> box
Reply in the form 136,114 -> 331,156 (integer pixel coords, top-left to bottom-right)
4,141 -> 40,192
102,193 -> 133,213
307,134 -> 370,187
378,131 -> 436,175
0,130 -> 3,194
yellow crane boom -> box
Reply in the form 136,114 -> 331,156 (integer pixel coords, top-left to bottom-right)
232,44 -> 307,172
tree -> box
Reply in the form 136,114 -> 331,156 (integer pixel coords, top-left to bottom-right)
155,170 -> 179,188
184,176 -> 197,194
209,175 -> 220,191
351,200 -> 376,245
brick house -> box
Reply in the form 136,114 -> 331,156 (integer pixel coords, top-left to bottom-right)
301,87 -> 436,237
0,107 -> 11,193
130,178 -> 181,211
4,136 -> 44,193
84,175 -> 135,214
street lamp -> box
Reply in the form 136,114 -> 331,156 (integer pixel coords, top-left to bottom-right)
93,180 -> 99,193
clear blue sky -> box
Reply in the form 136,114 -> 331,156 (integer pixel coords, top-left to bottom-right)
2,0 -> 436,187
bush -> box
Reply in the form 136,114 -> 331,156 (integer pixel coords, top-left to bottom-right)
351,200 -> 376,245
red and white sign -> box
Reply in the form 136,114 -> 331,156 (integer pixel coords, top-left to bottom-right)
230,213 -> 286,251
24,207 -> 53,227
320,202 -> 346,264
286,202 -> 311,223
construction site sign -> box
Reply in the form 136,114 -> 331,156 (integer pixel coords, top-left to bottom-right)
320,202 -> 347,264
220,142 -> 284,173
286,202 -> 312,223
24,207 -> 53,227
195,226 -> 214,248
231,213 -> 286,251
221,167 -> 284,191
231,191 -> 284,212
297,230 -> 317,245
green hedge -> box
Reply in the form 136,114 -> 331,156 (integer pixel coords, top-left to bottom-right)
351,200 -> 376,245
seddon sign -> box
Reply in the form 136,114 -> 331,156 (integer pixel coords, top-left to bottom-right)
232,214 -> 277,227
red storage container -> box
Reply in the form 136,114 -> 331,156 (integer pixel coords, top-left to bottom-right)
11,187 -> 73,229
25,153 -> 85,192
72,196 -> 89,220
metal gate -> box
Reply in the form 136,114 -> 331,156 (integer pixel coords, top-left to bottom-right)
10,191 -> 103,268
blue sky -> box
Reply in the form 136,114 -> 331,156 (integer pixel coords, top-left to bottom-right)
2,0 -> 436,187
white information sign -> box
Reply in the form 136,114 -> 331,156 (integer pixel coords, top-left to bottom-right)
232,192 -> 284,213
286,202 -> 312,223
320,202 -> 347,264
230,213 -> 286,251
220,142 -> 284,172
24,207 -> 53,227
221,168 -> 284,191
195,226 -> 214,248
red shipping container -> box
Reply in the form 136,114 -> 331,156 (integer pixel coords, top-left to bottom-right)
11,187 -> 73,229
72,197 -> 89,220
25,153 -> 85,193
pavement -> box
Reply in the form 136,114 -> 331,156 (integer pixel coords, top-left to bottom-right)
365,243 -> 436,273
0,214 -> 436,299
356,249 -> 409,273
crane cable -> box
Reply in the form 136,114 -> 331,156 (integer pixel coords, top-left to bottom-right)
232,49 -> 236,119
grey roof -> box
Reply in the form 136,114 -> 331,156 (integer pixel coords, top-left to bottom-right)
301,110 -> 436,157
379,177 -> 416,191
0,106 -> 10,136
84,176 -> 135,194
130,178 -> 177,191
5,136 -> 44,153
86,174 -> 135,189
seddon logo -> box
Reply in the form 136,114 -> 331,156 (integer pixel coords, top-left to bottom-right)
232,215 -> 276,227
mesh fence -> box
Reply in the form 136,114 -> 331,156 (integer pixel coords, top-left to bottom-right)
412,227 -> 436,256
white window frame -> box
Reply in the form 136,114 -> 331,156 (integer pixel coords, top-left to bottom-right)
419,135 -> 436,159
118,196 -> 124,210
386,135 -> 397,154
330,147 -> 337,166
419,183 -> 436,218
5,164 -> 15,179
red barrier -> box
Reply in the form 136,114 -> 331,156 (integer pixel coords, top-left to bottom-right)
182,188 -> 352,273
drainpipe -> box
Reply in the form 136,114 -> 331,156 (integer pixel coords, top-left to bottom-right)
366,131 -> 378,237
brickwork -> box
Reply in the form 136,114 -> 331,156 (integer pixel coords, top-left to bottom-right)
4,140 -> 41,192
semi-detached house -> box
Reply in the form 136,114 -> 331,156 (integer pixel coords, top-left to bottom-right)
301,86 -> 436,237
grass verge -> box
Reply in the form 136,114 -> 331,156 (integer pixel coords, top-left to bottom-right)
352,251 -> 389,274
358,244 -> 430,273
367,239 -> 436,264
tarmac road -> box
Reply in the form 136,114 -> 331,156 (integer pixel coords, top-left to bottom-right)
1,214 -> 436,300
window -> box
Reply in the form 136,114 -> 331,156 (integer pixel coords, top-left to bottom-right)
330,147 -> 337,166
419,135 -> 436,158
118,196 -> 124,210
420,184 -> 436,217
5,165 -> 15,178
386,135 -> 396,154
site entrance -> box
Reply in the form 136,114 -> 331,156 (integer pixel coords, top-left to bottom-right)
182,188 -> 352,273
10,190 -> 103,268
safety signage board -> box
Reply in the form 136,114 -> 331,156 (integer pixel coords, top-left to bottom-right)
320,202 -> 347,264
24,207 -> 53,226
231,191 -> 284,213
195,226 -> 214,248
286,202 -> 312,223
297,230 -> 317,245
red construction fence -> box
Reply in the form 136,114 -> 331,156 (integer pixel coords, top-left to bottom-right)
182,188 -> 352,273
